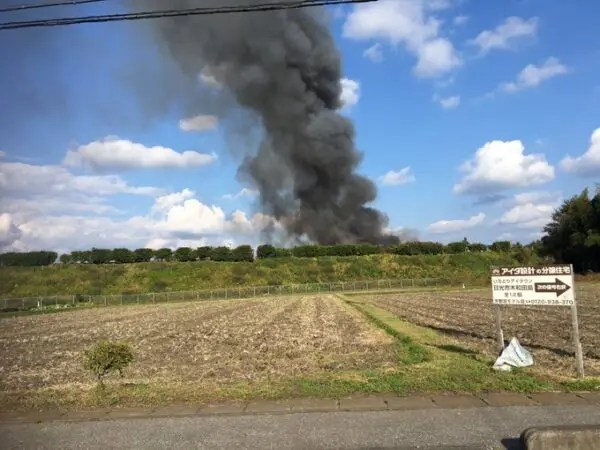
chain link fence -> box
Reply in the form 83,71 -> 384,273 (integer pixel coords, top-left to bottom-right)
1,278 -> 448,312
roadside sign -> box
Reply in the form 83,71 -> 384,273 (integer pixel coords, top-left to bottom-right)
490,264 -> 584,378
491,265 -> 575,306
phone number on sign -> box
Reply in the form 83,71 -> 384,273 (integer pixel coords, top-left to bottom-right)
493,298 -> 574,306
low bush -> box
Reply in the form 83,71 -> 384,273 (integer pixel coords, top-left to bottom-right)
83,341 -> 134,384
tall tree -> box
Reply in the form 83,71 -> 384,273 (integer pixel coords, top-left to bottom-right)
541,188 -> 600,272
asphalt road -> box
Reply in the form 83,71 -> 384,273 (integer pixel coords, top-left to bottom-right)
1,404 -> 599,450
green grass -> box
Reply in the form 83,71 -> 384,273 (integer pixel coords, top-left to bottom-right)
562,377 -> 600,392
0,252 -> 523,298
342,295 -> 431,365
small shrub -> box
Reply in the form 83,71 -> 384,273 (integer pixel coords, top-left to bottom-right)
83,340 -> 134,383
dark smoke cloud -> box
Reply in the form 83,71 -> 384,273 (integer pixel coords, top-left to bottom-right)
140,0 -> 398,244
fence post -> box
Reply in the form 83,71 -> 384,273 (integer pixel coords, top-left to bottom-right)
267,286 -> 270,296
388,280 -> 392,289
239,288 -> 241,298
196,291 -> 199,301
120,294 -> 123,305
22,298 -> 25,309
72,294 -> 75,305
3,298 -> 7,309
153,293 -> 155,304
412,279 -> 415,288
329,283 -> 332,292
366,280 -> 369,290
104,295 -> 107,307
253,286 -> 256,297
210,290 -> 213,300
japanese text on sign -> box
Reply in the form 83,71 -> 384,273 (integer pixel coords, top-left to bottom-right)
491,265 -> 575,306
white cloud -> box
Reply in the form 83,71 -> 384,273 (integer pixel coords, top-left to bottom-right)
2,196 -> 121,217
560,127 -> 600,176
497,232 -> 514,241
379,167 -> 416,186
436,95 -> 460,109
499,204 -> 554,229
453,140 -> 554,195
501,57 -> 570,93
427,213 -> 485,234
453,15 -> 468,26
0,213 -> 21,247
0,153 -> 277,252
340,78 -> 361,108
2,189 -> 281,253
64,137 -> 217,171
469,16 -> 538,54
498,191 -> 560,229
414,38 -> 461,78
0,150 -> 6,159
162,199 -> 227,236
343,0 -> 460,78
0,160 -> 162,248
0,161 -> 161,198
363,43 -> 384,63
222,187 -> 259,200
179,114 -> 219,132
152,189 -> 196,214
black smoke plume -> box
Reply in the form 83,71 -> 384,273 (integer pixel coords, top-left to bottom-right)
144,0 -> 398,244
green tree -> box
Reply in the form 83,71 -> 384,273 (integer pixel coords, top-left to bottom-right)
231,245 -> 254,262
112,248 -> 133,264
90,248 -> 112,264
71,250 -> 91,264
211,246 -> 232,261
469,243 -> 488,252
446,241 -> 469,254
196,246 -> 212,260
59,253 -> 72,264
174,247 -> 195,262
541,188 -> 600,272
133,248 -> 153,263
490,241 -> 512,252
292,245 -> 325,257
154,248 -> 172,262
0,251 -> 57,266
257,244 -> 277,259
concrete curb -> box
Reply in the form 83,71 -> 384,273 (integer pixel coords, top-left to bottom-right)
521,425 -> 600,450
1,391 -> 598,424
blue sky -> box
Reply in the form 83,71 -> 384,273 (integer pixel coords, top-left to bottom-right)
0,0 -> 599,252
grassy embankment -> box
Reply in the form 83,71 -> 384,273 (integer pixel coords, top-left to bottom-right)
0,252 -> 524,298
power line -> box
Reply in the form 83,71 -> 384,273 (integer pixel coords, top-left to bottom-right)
0,0 -> 376,31
0,0 -> 108,14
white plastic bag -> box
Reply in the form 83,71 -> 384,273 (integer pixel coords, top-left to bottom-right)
493,337 -> 533,371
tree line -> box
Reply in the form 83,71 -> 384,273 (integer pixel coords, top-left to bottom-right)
2,186 -> 597,270
0,240 -> 516,267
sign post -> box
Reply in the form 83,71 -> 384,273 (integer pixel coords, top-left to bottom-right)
491,264 -> 584,378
